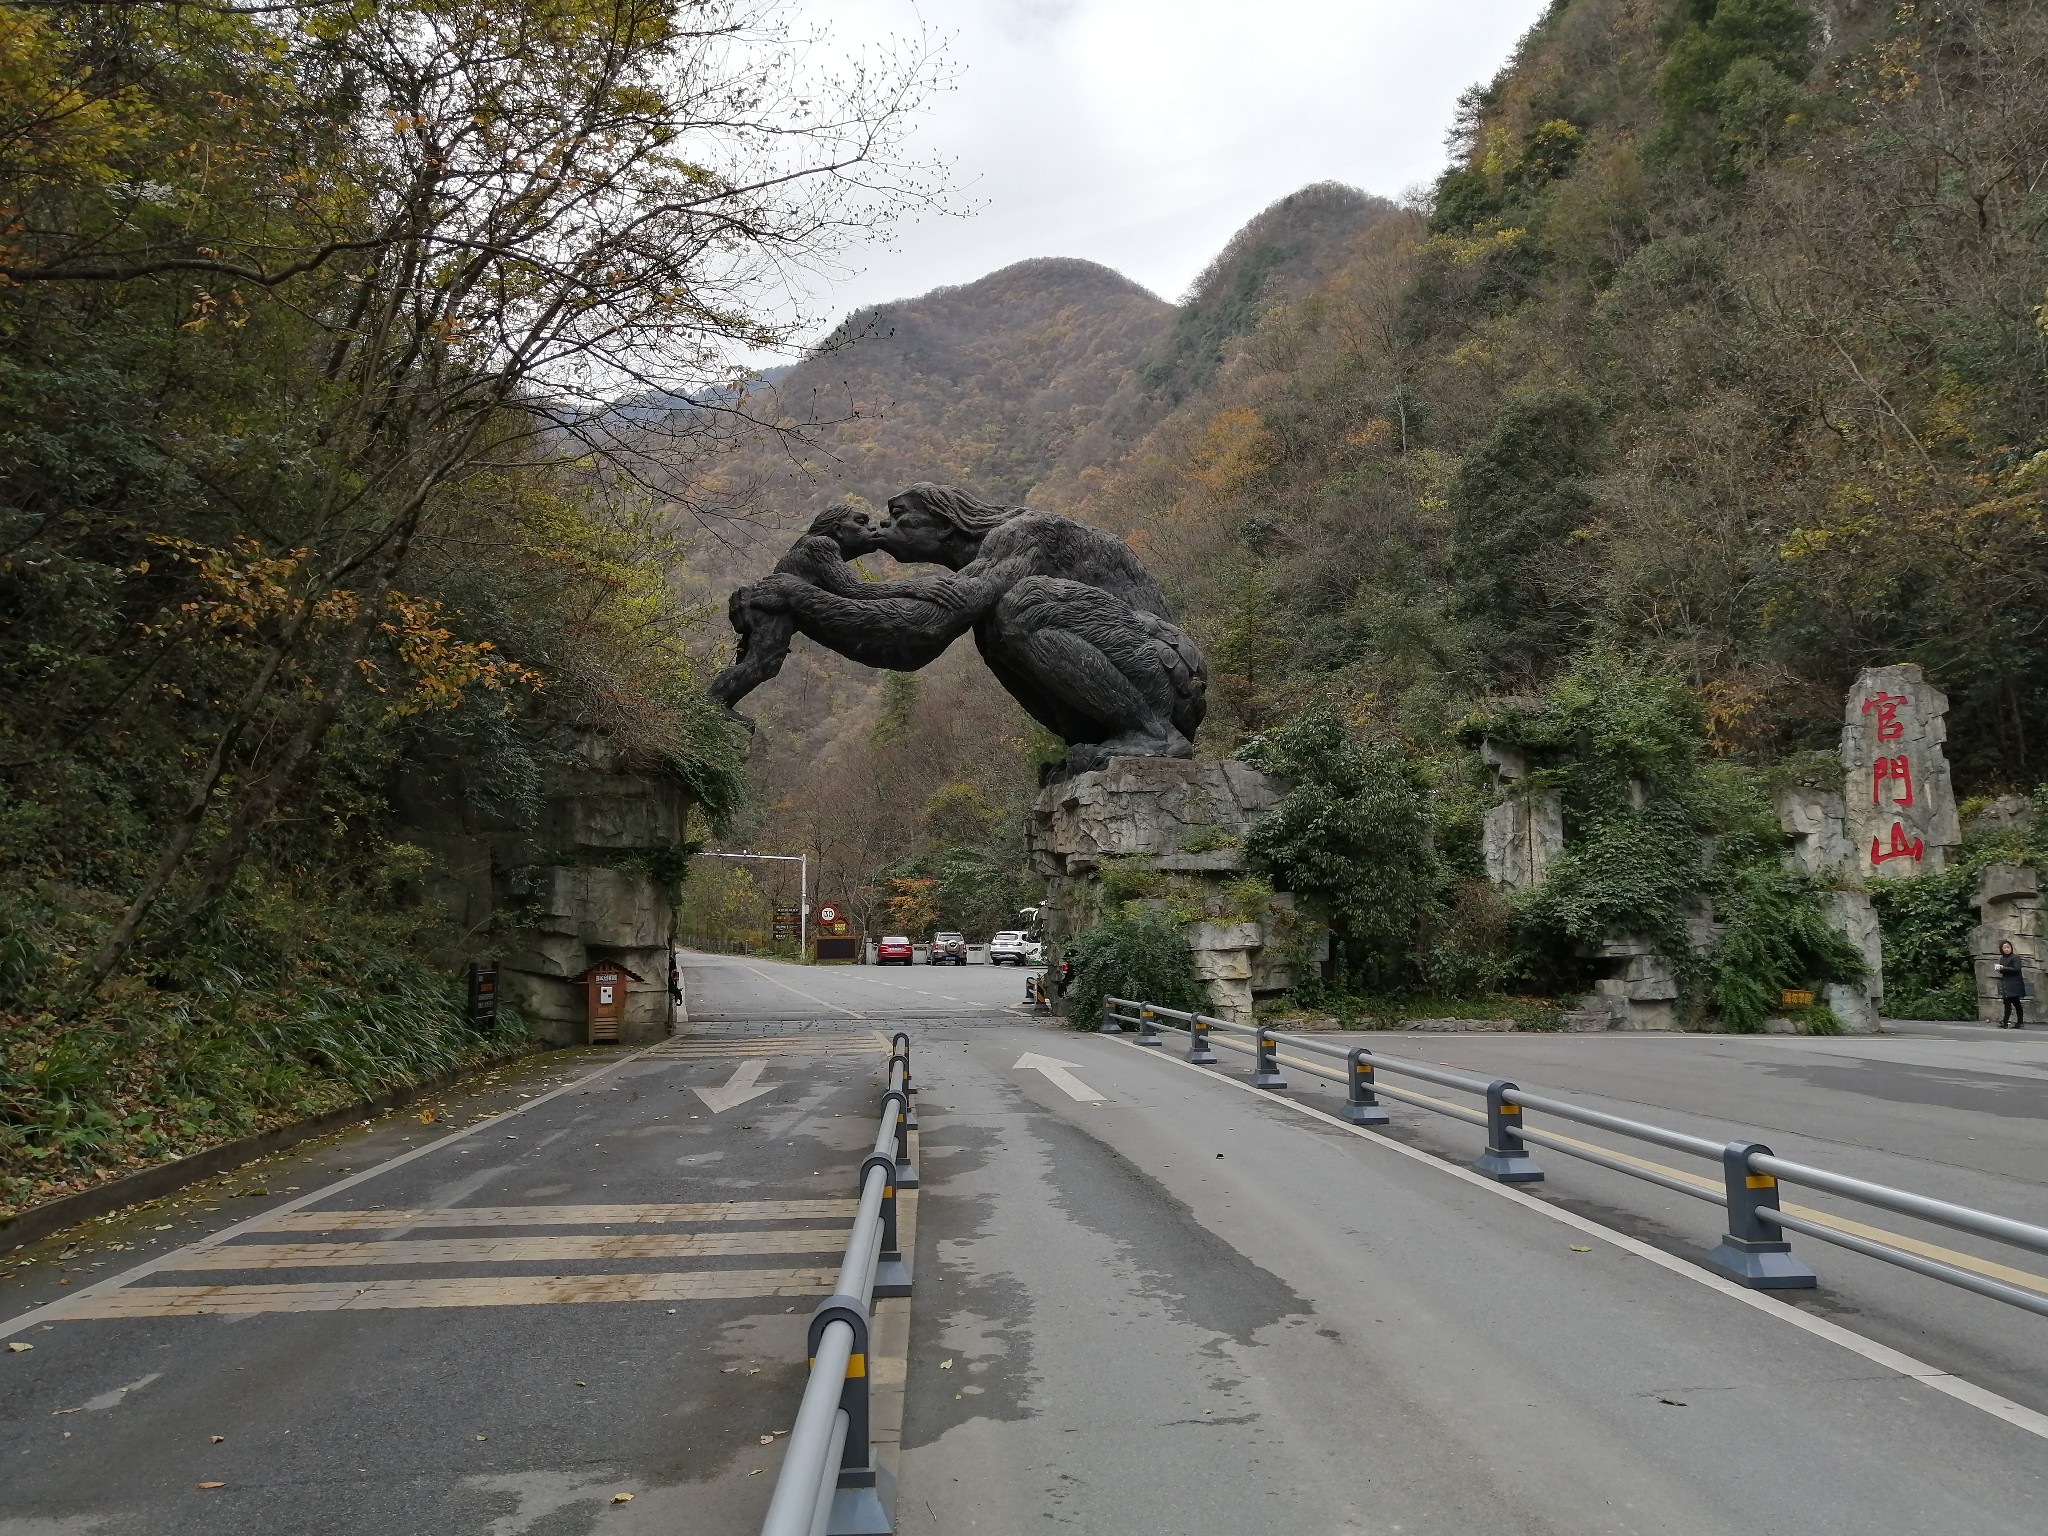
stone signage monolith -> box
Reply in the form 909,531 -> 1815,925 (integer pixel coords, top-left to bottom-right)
1840,662 -> 1961,879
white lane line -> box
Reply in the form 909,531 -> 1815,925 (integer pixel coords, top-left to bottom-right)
1015,1053 -> 1106,1104
1109,1038 -> 2048,1445
3,1045 -> 658,1339
732,962 -> 868,1018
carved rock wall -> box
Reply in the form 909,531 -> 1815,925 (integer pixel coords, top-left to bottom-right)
1972,863 -> 2045,1023
1029,758 -> 1322,1022
1482,793 -> 1563,893
400,733 -> 683,1046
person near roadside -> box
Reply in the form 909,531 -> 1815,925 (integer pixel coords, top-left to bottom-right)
1995,940 -> 2027,1029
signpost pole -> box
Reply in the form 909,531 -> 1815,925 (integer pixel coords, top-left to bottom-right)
800,853 -> 808,962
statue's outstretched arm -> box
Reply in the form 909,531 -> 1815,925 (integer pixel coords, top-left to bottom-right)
753,568 -> 997,670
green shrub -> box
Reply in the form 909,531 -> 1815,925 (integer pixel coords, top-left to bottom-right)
1870,869 -> 1979,1021
1704,866 -> 1865,1032
1243,708 -> 1443,993
1061,914 -> 1204,1030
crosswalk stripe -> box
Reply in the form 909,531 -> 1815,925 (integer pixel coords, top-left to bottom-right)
253,1199 -> 856,1232
165,1230 -> 849,1270
644,1032 -> 890,1059
58,1268 -> 839,1318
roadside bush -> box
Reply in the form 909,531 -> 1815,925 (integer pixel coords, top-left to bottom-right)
0,878 -> 533,1217
1870,869 -> 1979,1021
1704,865 -> 1865,1032
1061,914 -> 1204,1030
1242,707 -> 1444,993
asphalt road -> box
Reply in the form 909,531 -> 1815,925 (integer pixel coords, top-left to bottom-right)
0,994 -> 912,1535
7,953 -> 2045,1535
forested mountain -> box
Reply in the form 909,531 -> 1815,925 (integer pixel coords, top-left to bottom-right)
679,190 -> 1399,944
1079,0 -> 2048,783
697,0 -> 2048,1030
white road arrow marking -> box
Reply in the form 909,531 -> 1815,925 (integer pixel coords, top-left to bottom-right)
694,1058 -> 780,1114
1013,1054 -> 1106,1104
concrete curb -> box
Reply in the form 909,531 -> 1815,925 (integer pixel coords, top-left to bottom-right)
1,1041 -> 547,1254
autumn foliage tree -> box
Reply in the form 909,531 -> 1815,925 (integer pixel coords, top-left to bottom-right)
0,0 -> 945,1204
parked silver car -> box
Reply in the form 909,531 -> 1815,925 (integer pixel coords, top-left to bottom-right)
927,931 -> 968,966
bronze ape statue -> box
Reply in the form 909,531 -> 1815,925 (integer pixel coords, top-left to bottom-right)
713,484 -> 1207,772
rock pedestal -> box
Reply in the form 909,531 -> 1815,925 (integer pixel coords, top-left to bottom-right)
1028,758 -> 1324,1022
1575,937 -> 1680,1031
401,732 -> 684,1046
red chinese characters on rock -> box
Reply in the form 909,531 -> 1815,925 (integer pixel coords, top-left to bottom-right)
1871,753 -> 1914,808
1861,691 -> 1907,743
1862,693 -> 1923,866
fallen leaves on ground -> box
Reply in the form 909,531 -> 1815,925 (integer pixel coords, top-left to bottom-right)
938,1359 -> 953,1369
210,1435 -> 226,1444
197,1482 -> 225,1490
611,1492 -> 634,1503
1569,1245 -> 1593,1253
7,1342 -> 31,1352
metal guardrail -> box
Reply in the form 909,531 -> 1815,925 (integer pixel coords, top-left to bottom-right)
1101,997 -> 2048,1317
761,1033 -> 917,1536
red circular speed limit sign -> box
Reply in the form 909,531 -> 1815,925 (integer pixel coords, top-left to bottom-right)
818,905 -> 838,925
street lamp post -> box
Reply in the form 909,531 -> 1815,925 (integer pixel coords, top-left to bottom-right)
698,850 -> 808,959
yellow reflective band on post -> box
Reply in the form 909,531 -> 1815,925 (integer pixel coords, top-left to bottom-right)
884,1186 -> 894,1197
1746,1174 -> 1776,1189
846,1353 -> 866,1379
1500,1104 -> 1521,1116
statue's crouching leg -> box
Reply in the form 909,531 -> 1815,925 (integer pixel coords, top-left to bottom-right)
992,577 -> 1197,768
709,603 -> 795,713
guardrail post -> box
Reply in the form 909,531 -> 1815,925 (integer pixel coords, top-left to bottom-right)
1251,1027 -> 1286,1090
806,1295 -> 892,1535
1474,1081 -> 1543,1182
881,1087 -> 916,1190
1137,1003 -> 1162,1047
1703,1140 -> 1817,1289
862,1151 -> 912,1297
890,1043 -> 917,1130
1187,1015 -> 1218,1065
1343,1047 -> 1391,1126
1099,997 -> 1124,1035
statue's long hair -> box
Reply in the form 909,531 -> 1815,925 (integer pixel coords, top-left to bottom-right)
893,483 -> 1026,536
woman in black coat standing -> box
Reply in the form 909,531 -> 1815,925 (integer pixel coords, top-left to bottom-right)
1994,941 -> 2027,1028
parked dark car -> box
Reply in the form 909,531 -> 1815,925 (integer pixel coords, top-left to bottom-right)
876,935 -> 914,965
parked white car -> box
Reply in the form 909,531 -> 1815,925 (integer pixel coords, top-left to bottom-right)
988,930 -> 1044,966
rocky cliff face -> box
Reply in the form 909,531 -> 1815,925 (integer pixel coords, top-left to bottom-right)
401,732 -> 685,1045
1028,757 -> 1325,1021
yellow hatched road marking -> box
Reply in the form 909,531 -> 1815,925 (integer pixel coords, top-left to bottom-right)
57,1268 -> 839,1318
167,1230 -> 849,1271
254,1199 -> 856,1233
645,1031 -> 890,1059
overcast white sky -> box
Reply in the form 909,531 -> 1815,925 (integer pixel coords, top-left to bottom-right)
794,0 -> 1551,326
